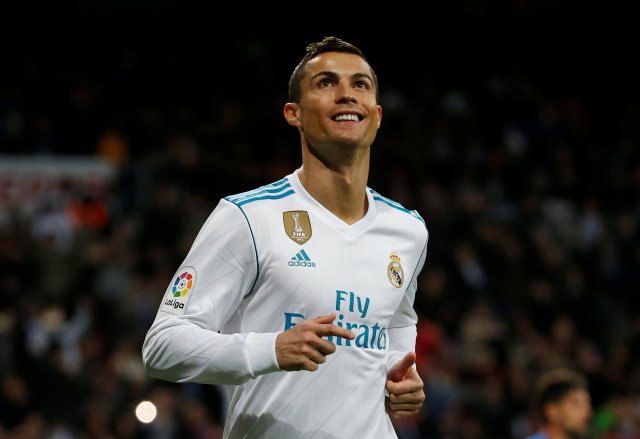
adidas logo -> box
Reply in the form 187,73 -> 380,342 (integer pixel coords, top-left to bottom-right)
288,249 -> 316,268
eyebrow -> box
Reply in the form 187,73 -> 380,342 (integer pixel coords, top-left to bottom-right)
311,71 -> 374,84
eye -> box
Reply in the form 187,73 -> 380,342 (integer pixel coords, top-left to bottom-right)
319,78 -> 334,88
354,80 -> 369,89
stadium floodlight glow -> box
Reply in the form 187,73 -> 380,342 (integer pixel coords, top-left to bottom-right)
135,400 -> 157,424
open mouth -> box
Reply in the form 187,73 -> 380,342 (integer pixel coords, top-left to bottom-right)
332,113 -> 362,122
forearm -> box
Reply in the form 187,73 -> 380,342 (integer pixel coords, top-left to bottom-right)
386,325 -> 417,372
142,316 -> 280,385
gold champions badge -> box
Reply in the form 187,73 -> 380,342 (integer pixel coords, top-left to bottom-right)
283,211 -> 312,244
387,252 -> 404,288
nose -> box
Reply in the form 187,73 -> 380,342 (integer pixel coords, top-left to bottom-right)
336,83 -> 357,104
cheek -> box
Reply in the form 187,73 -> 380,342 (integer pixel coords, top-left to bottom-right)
567,406 -> 590,423
368,117 -> 381,132
369,106 -> 381,127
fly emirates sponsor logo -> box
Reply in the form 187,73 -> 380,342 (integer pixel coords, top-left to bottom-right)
283,290 -> 388,350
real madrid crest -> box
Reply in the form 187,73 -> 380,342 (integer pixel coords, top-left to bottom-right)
387,252 -> 404,288
283,210 -> 312,244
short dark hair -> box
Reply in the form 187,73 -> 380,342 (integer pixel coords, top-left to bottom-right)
533,368 -> 588,419
288,36 -> 378,103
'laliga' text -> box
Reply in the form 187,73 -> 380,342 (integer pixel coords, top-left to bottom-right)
164,298 -> 185,309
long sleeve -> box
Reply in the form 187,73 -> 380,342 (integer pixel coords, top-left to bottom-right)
386,233 -> 428,372
142,199 -> 280,385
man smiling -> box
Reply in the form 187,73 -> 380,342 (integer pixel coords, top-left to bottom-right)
143,36 -> 428,438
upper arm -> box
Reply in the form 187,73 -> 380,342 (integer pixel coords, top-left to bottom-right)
389,228 -> 428,330
155,199 -> 259,331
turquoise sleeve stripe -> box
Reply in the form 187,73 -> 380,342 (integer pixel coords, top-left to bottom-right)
227,183 -> 292,203
226,177 -> 289,202
232,190 -> 296,206
372,196 -> 425,223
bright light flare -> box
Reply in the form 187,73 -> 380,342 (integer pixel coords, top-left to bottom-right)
135,400 -> 157,423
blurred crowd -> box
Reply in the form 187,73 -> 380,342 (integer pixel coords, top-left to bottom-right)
2,9 -> 640,439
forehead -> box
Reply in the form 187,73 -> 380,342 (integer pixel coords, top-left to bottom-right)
304,51 -> 373,79
559,389 -> 590,405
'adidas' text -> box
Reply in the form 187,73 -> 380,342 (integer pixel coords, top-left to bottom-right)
289,249 -> 316,268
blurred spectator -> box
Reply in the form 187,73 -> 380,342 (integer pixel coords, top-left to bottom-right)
524,368 -> 592,439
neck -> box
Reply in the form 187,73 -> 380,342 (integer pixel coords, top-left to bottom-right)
298,144 -> 370,225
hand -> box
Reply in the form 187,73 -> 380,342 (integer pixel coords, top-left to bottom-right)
385,352 -> 425,418
276,313 -> 355,372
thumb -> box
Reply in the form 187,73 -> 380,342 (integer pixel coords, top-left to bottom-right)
388,352 -> 416,382
308,313 -> 337,324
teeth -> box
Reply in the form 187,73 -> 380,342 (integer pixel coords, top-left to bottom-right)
334,114 -> 359,122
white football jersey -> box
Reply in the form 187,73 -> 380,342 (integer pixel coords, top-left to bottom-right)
142,169 -> 429,439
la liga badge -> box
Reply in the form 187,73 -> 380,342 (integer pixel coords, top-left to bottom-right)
161,266 -> 197,315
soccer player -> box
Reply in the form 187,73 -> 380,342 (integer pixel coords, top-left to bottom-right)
525,368 -> 592,439
142,36 -> 428,438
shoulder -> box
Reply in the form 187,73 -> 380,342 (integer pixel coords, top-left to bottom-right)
368,187 -> 426,227
224,176 -> 295,209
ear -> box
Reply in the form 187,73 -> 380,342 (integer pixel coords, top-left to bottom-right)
284,103 -> 301,127
544,403 -> 559,424
376,104 -> 382,129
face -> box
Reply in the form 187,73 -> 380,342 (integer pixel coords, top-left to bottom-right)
548,389 -> 592,437
284,51 -> 382,155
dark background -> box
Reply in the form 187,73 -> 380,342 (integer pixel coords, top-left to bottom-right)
1,1 -> 639,438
